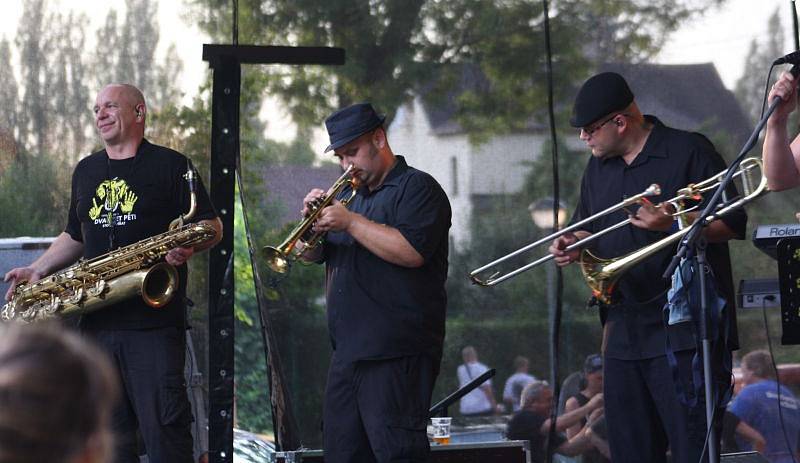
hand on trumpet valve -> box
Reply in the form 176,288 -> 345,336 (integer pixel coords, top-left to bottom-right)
301,189 -> 326,217
549,232 -> 580,267
629,198 -> 674,232
313,200 -> 353,233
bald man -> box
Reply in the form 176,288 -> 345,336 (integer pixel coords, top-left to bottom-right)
4,84 -> 222,462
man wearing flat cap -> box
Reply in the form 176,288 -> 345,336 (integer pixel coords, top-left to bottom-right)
299,102 -> 451,463
549,72 -> 746,462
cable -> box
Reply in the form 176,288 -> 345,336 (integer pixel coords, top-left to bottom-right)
761,296 -> 798,463
759,65 -> 777,120
541,0 -> 564,461
232,0 -> 239,45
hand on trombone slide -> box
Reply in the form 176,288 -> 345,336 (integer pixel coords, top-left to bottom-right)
547,198 -> 675,268
549,230 -> 590,267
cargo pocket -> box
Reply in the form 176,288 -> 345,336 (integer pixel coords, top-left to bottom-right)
385,414 -> 429,460
159,374 -> 192,426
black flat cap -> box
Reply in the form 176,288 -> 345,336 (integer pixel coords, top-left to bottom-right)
324,102 -> 386,152
570,72 -> 634,128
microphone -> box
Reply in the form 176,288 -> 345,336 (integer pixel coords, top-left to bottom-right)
774,51 -> 800,65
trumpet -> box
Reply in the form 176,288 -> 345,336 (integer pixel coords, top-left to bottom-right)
469,157 -> 767,303
262,165 -> 359,274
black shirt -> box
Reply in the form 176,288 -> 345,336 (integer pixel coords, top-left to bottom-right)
323,156 -> 451,362
506,410 -> 566,462
65,139 -> 217,330
573,116 -> 745,360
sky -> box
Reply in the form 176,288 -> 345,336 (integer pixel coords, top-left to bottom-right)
656,0 -> 794,89
0,0 -> 795,143
0,0 -> 211,105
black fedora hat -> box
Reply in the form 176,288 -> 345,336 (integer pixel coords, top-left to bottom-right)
570,72 -> 634,128
324,102 -> 386,152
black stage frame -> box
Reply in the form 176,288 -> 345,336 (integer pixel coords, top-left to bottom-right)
202,44 -> 345,463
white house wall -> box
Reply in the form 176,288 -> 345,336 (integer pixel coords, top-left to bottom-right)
389,97 -> 581,251
470,134 -> 545,195
389,98 -> 474,251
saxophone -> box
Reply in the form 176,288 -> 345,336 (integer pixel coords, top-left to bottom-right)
1,161 -> 216,323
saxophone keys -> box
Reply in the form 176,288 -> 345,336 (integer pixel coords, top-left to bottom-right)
1,302 -> 16,321
64,287 -> 85,305
44,294 -> 63,316
87,280 -> 106,298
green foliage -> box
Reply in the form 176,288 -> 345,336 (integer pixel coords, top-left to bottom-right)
187,0 -> 724,141
0,153 -> 70,236
734,7 -> 785,125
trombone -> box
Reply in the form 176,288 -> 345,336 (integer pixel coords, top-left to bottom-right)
469,157 -> 767,300
469,183 -> 661,286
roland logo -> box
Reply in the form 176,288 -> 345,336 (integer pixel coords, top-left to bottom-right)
769,225 -> 800,237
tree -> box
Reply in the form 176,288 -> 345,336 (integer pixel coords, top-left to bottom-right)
0,40 -> 19,140
187,0 -> 727,139
47,10 -> 93,164
16,0 -> 48,158
734,7 -> 785,125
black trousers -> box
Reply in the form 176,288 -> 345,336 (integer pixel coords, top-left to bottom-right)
88,327 -> 194,463
604,351 -> 727,463
323,352 -> 440,463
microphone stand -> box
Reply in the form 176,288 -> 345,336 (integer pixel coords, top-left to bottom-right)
663,64 -> 800,463
428,368 -> 496,418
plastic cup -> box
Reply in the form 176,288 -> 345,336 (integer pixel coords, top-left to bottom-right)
430,417 -> 451,445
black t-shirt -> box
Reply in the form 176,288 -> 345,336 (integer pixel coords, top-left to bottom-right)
65,139 -> 217,330
506,410 -> 566,462
572,116 -> 746,359
322,156 -> 451,362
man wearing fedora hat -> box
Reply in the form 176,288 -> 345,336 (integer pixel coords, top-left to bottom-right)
548,72 -> 747,462
299,102 -> 451,463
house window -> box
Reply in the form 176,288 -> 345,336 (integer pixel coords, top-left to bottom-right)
450,156 -> 458,196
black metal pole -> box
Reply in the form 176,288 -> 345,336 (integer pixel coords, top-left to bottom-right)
695,240 -> 717,463
207,54 -> 239,463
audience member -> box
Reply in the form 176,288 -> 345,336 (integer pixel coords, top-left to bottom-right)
507,381 -> 603,462
458,346 -> 501,416
728,350 -> 800,463
721,410 -> 766,455
0,322 -> 118,463
563,353 -> 608,462
503,356 -> 537,412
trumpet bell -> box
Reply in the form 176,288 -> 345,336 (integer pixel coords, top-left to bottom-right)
263,246 -> 291,274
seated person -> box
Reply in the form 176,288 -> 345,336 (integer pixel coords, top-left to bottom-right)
0,321 -> 118,463
721,410 -> 766,455
503,355 -> 537,412
729,350 -> 800,463
563,353 -> 609,462
507,380 -> 603,462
